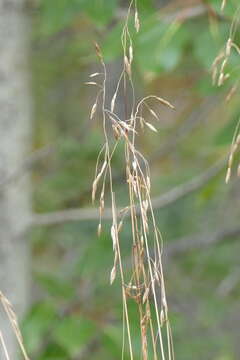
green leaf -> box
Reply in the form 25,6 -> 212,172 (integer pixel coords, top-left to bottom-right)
39,342 -> 68,360
102,23 -> 123,60
137,0 -> 156,14
136,19 -> 189,73
53,316 -> 96,356
82,0 -> 119,26
36,273 -> 75,299
39,0 -> 118,35
101,325 -> 124,358
39,0 -> 84,35
22,302 -> 57,353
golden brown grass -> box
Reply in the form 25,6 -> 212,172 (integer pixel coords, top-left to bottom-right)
212,2 -> 240,184
0,291 -> 29,360
90,1 -> 175,359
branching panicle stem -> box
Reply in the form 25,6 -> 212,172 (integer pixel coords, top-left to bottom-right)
91,1 -> 175,358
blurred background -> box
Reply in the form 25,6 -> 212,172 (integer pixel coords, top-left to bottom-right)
0,0 -> 240,359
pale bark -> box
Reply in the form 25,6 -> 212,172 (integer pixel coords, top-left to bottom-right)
0,0 -> 31,358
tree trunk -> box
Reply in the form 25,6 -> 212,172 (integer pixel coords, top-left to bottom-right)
0,0 -> 31,358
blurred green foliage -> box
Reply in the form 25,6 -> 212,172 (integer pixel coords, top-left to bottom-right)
24,0 -> 240,359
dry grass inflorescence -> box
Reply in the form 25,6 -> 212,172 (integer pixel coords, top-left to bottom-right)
212,0 -> 240,184
90,1 -> 175,359
0,291 -> 29,360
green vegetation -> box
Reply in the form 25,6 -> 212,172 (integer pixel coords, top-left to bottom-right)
22,0 -> 240,359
